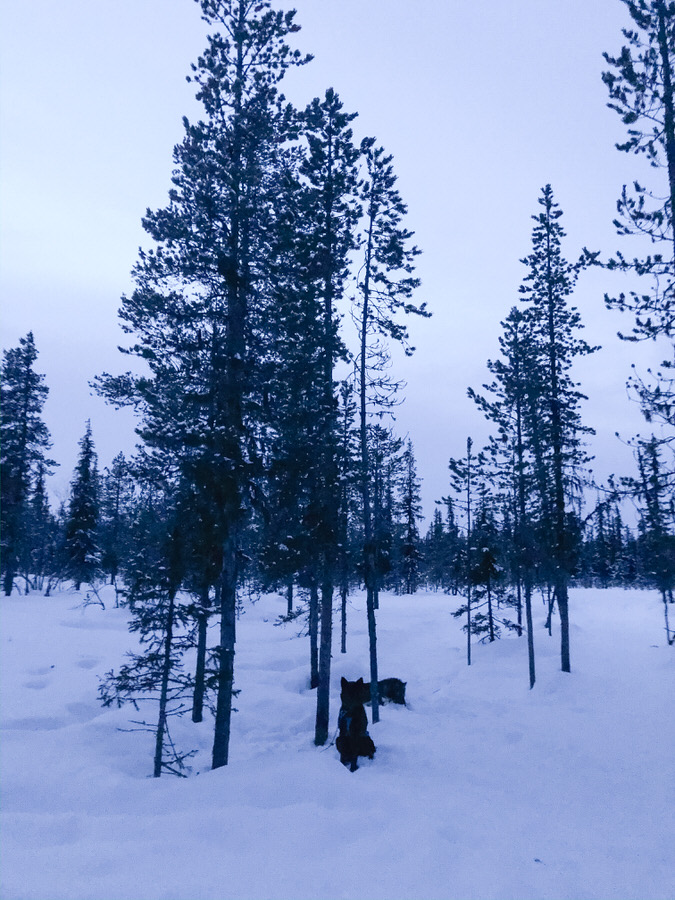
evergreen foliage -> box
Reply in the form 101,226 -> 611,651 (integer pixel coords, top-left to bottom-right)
0,333 -> 55,595
64,422 -> 102,591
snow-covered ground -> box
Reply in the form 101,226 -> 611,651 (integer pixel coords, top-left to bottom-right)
1,584 -> 673,900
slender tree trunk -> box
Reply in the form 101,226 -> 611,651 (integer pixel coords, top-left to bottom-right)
212,534 -> 237,769
663,589 -> 673,644
192,585 -> 211,724
286,580 -> 293,617
657,1 -> 675,265
546,220 -> 571,673
487,576 -> 495,642
525,579 -> 536,689
466,438 -> 473,667
315,574 -> 333,745
358,207 -> 380,718
309,578 -> 319,688
340,583 -> 347,653
154,590 -> 176,778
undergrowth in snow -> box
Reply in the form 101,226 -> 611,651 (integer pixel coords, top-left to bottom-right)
1,585 -> 673,900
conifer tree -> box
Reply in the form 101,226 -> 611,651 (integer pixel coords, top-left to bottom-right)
298,87 -> 360,745
354,139 -> 426,716
397,439 -> 423,594
600,1 -> 675,552
28,461 -> 58,592
369,424 -> 402,595
99,452 -> 135,590
99,480 -> 194,777
635,436 -> 675,641
424,508 -> 448,590
1,333 -> 55,595
602,0 -> 675,345
468,306 -> 539,686
519,186 -> 597,673
64,421 -> 101,591
97,0 -> 310,768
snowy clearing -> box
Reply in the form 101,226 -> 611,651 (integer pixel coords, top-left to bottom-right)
1,586 -> 673,900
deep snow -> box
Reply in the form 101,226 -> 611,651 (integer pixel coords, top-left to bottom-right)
1,584 -> 673,900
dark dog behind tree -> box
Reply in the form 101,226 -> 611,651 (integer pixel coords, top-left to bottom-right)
336,677 -> 376,772
357,677 -> 407,706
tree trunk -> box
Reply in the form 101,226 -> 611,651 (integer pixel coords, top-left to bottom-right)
524,579 -> 536,689
154,589 -> 176,778
340,583 -> 347,653
212,535 -> 237,769
466,438 -> 473,667
557,580 -> 571,672
487,576 -> 495,642
309,578 -> 319,689
656,1 -> 675,265
314,575 -> 333,745
366,585 -> 380,721
192,585 -> 211,724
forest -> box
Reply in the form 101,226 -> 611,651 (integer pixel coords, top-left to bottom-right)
1,0 -> 674,786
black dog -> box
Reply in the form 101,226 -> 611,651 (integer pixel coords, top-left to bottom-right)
355,677 -> 407,706
336,677 -> 376,772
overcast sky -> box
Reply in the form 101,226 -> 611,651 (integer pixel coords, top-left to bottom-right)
0,0 -> 666,520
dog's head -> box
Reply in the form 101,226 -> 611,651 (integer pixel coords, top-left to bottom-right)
340,677 -> 365,711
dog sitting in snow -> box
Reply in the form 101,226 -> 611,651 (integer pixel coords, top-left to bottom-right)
336,677 -> 376,772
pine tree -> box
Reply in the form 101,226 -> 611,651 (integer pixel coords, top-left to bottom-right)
468,306 -> 540,686
99,452 -> 135,591
64,421 -> 101,591
635,436 -> 675,642
298,87 -> 360,745
369,424 -> 402,595
27,461 -> 58,592
354,138 -> 427,717
601,2 -> 675,451
0,332 -> 55,595
96,0 -> 310,769
99,482 -> 195,777
424,508 -> 448,590
397,439 -> 423,594
447,438 -> 483,666
519,186 -> 597,673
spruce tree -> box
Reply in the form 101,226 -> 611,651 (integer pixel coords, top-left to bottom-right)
397,439 -> 423,595
635,437 -> 675,642
27,461 -> 58,592
0,333 -> 55,595
64,421 -> 101,591
468,306 -> 540,686
519,186 -> 597,673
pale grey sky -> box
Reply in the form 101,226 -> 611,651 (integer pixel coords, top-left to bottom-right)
0,0 -> 665,518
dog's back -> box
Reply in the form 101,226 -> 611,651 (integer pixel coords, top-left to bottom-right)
336,677 -> 376,772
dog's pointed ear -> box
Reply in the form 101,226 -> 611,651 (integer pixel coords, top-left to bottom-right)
341,677 -> 348,688
357,677 -> 364,685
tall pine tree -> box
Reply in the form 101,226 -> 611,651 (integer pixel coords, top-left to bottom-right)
97,0 -> 310,768
519,186 -> 597,673
0,333 -> 55,595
